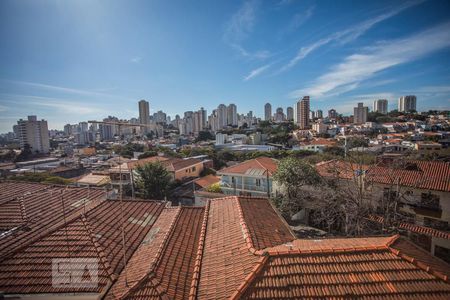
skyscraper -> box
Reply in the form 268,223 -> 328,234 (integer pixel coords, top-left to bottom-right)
287,107 -> 294,121
295,96 -> 310,129
373,99 -> 388,114
275,107 -> 285,122
17,115 -> 50,154
353,102 -> 368,124
138,99 -> 150,124
316,109 -> 323,119
264,103 -> 272,121
398,95 -> 417,112
227,104 -> 238,126
217,104 -> 227,128
200,107 -> 207,128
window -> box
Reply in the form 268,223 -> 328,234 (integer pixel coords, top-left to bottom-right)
420,192 -> 440,210
424,217 -> 448,231
192,166 -> 196,172
256,179 -> 261,187
435,245 -> 450,264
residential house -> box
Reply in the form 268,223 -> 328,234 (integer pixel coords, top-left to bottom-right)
217,157 -> 278,197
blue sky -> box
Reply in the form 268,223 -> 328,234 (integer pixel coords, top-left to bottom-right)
0,0 -> 450,132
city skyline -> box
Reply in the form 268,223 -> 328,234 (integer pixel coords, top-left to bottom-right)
1,0 -> 450,132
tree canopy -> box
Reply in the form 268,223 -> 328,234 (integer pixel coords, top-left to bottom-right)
135,162 -> 173,199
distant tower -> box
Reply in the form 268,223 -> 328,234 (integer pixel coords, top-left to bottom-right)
295,96 -> 310,129
138,99 -> 150,135
286,107 -> 294,121
264,103 -> 272,121
398,95 -> 417,112
217,104 -> 227,128
373,99 -> 388,114
353,102 -> 368,124
227,104 -> 238,126
316,109 -> 323,119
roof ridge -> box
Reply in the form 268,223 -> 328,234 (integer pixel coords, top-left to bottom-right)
80,214 -> 116,283
368,215 -> 450,240
119,206 -> 182,300
234,197 -> 264,255
229,255 -> 269,300
264,245 -> 389,256
188,200 -> 210,300
387,246 -> 449,283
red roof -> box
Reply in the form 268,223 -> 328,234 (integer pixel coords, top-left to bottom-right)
1,184 -> 450,299
366,160 -> 450,192
0,196 -> 165,294
316,160 -> 369,180
218,157 -> 278,176
194,175 -> 220,188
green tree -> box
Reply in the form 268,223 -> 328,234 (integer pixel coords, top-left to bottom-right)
135,162 -> 173,199
195,131 -> 215,142
138,151 -> 158,159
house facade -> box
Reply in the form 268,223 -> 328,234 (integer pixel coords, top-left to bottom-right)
217,157 -> 278,197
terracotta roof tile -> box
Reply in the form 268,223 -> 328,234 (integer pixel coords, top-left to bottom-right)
237,197 -> 295,250
196,197 -> 261,299
0,186 -> 107,260
194,175 -> 220,188
218,157 -> 278,176
241,249 -> 450,299
0,181 -> 49,205
366,160 -> 450,192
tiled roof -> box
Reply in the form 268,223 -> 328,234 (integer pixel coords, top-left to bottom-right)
127,156 -> 170,170
391,237 -> 450,278
367,215 -> 450,240
127,157 -> 202,173
316,160 -> 369,179
196,197 -> 262,299
217,157 -> 278,176
0,186 -> 107,260
240,248 -> 450,299
0,197 -> 165,295
366,160 -> 450,192
0,181 -> 49,205
194,175 -> 220,188
237,197 -> 295,250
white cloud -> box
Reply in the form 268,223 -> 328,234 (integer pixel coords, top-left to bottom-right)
224,0 -> 270,59
32,100 -> 103,115
280,0 -> 425,72
289,21 -> 450,99
130,56 -> 142,63
286,6 -> 315,32
243,64 -> 271,81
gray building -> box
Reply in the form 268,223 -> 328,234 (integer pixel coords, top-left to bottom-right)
353,102 -> 368,124
398,95 -> 417,112
17,115 -> 50,154
373,99 -> 388,114
264,103 -> 272,121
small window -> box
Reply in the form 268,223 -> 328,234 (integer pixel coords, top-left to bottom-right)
256,179 -> 261,187
192,166 -> 196,172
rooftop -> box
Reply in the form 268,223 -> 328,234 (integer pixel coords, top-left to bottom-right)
217,157 -> 278,176
0,182 -> 449,299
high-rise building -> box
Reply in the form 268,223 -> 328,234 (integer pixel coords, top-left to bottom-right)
200,107 -> 207,128
264,103 -> 272,121
373,99 -> 388,114
287,107 -> 294,121
138,100 -> 150,124
138,99 -> 150,134
328,109 -> 337,119
294,96 -> 310,129
316,109 -> 323,119
227,104 -> 238,126
353,102 -> 368,124
398,95 -> 417,112
309,110 -> 315,120
217,104 -> 227,128
17,115 -> 50,154
275,107 -> 285,122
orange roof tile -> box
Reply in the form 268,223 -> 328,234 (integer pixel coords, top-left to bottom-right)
194,175 -> 220,188
196,197 -> 261,299
366,160 -> 450,192
237,197 -> 295,250
316,160 -> 369,180
218,157 -> 278,176
0,198 -> 165,295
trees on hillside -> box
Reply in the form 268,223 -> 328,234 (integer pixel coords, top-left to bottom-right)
135,162 -> 173,199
